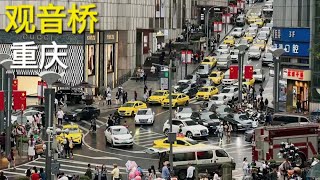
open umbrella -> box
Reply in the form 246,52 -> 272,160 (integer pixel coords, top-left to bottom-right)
52,81 -> 70,88
73,81 -> 95,88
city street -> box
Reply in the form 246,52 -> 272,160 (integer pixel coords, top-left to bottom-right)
0,1 -> 293,180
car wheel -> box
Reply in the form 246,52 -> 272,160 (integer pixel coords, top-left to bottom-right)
185,101 -> 189,106
186,132 -> 193,139
232,125 -> 238,132
164,129 -> 169,136
178,170 -> 187,180
76,116 -> 81,122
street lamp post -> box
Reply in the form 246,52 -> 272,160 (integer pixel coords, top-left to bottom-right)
185,21 -> 190,78
0,54 -> 10,133
269,48 -> 285,112
236,45 -> 248,104
0,59 -> 13,157
39,71 -> 64,180
206,7 -> 214,55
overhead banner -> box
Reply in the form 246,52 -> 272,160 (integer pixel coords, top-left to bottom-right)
12,79 -> 18,91
181,50 -> 192,64
244,65 -> 253,79
13,91 -> 27,111
229,65 -> 239,79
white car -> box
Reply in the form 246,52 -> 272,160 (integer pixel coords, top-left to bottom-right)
11,110 -> 41,125
262,52 -> 273,66
253,69 -> 266,82
260,27 -> 271,37
230,27 -> 245,38
162,119 -> 209,138
176,107 -> 193,119
222,69 -> 238,86
220,86 -> 239,100
230,49 -> 239,63
248,46 -> 262,59
134,108 -> 155,125
217,44 -> 230,54
104,126 -> 133,147
211,94 -> 228,105
247,27 -> 258,37
257,32 -> 269,41
235,39 -> 249,50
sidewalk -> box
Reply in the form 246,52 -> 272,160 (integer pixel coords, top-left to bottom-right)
0,148 -> 28,170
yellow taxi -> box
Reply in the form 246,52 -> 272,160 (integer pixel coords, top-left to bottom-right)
243,33 -> 254,43
147,90 -> 169,104
246,14 -> 259,24
243,77 -> 256,86
196,86 -> 219,101
118,101 -> 148,116
161,93 -> 190,108
153,136 -> 199,148
223,36 -> 235,46
201,56 -> 217,68
208,71 -> 224,85
254,18 -> 264,27
254,40 -> 266,51
56,124 -> 83,146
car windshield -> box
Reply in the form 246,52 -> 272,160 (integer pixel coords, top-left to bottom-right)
184,120 -> 197,126
199,66 -> 205,69
167,95 -> 178,99
212,96 -> 221,100
63,127 -> 79,134
210,73 -> 217,77
137,110 -> 150,115
265,53 -> 273,58
203,59 -> 210,62
153,91 -> 164,96
177,84 -> 188,91
179,108 -> 192,113
186,75 -> 193,80
199,87 -> 210,92
219,45 -> 227,49
250,47 -> 260,52
248,29 -> 256,33
239,115 -> 249,120
177,81 -> 188,85
221,89 -> 231,93
122,103 -> 135,107
112,128 -> 129,135
201,113 -> 215,120
186,138 -> 198,145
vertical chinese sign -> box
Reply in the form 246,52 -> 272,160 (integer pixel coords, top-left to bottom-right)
0,91 -> 4,111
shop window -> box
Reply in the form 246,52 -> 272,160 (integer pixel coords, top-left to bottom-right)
197,151 -> 213,160
215,150 -> 228,157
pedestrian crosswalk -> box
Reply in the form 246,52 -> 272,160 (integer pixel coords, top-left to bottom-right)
2,157 -> 139,178
133,128 -> 165,148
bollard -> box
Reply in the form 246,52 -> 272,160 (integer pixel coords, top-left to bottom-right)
222,163 -> 232,180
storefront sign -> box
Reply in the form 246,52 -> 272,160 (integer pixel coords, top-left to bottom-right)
104,31 -> 118,43
86,33 -> 97,44
282,68 -> 311,81
272,42 -> 309,57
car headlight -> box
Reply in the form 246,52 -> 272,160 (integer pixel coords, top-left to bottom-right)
148,118 -> 153,121
237,123 -> 243,127
203,122 -> 209,126
73,114 -> 76,117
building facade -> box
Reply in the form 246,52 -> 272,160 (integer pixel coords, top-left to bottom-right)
272,0 -> 311,112
0,0 -> 198,95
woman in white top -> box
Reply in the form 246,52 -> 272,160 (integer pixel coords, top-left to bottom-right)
27,135 -> 36,161
242,157 -> 249,176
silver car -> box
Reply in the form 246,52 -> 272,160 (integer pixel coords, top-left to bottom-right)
230,27 -> 245,38
262,52 -> 273,66
235,39 -> 249,50
248,46 -> 262,59
257,32 -> 269,41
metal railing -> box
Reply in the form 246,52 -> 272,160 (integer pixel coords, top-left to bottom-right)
112,70 -> 132,88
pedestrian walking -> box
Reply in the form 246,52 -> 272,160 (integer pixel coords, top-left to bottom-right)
134,91 -> 137,101
124,91 -> 128,103
144,85 -> 148,94
161,162 -> 170,180
140,69 -> 144,82
85,164 -> 93,179
186,163 -> 195,180
296,100 -> 302,113
213,171 -> 220,180
215,123 -> 224,144
111,164 -> 120,180
64,138 -> 70,158
143,73 -> 147,85
265,98 -> 269,110
148,89 -> 152,97
90,118 -> 97,132
115,91 -> 120,104
107,115 -> 114,127
143,92 -> 148,102
217,33 -> 220,43
101,165 -> 107,180
259,84 -> 264,96
7,148 -> 15,169
28,135 -> 36,161
39,168 -> 46,180
93,166 -> 100,180
225,122 -> 233,142
69,138 -> 74,159
106,92 -> 112,106
242,157 -> 249,176
57,108 -> 64,126
136,67 -> 141,82
0,171 -> 7,180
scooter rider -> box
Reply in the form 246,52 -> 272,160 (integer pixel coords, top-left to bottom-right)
107,114 -> 114,127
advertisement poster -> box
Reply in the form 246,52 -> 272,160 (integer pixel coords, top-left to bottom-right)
87,45 -> 95,76
105,44 -> 114,73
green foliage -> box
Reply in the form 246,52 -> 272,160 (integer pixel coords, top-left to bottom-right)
310,43 -> 320,59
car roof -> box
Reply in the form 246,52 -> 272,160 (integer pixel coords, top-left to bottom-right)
137,108 -> 152,111
173,118 -> 193,122
179,80 -> 190,82
201,86 -> 215,88
172,144 -> 224,153
110,125 -> 127,129
155,90 -> 168,92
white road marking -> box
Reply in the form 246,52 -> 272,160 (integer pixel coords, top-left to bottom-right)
81,120 -> 101,128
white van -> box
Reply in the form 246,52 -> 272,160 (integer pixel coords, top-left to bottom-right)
197,64 -> 211,78
222,69 -> 238,86
152,145 -> 235,179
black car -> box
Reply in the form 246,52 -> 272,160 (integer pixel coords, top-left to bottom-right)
64,106 -> 100,121
176,83 -> 199,98
26,105 -> 45,113
190,111 -> 221,132
55,89 -> 82,105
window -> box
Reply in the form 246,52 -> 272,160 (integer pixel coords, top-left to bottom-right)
300,117 -> 309,122
172,120 -> 182,126
173,152 -> 195,161
164,140 -> 170,144
197,151 -> 213,160
273,116 -> 299,124
177,140 -> 186,145
216,150 -> 228,157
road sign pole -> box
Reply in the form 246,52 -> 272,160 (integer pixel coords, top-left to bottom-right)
45,88 -> 55,179
0,67 -> 6,133
168,57 -> 174,172
5,72 -> 13,157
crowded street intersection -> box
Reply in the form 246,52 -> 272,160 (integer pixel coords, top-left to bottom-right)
0,0 -> 319,180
